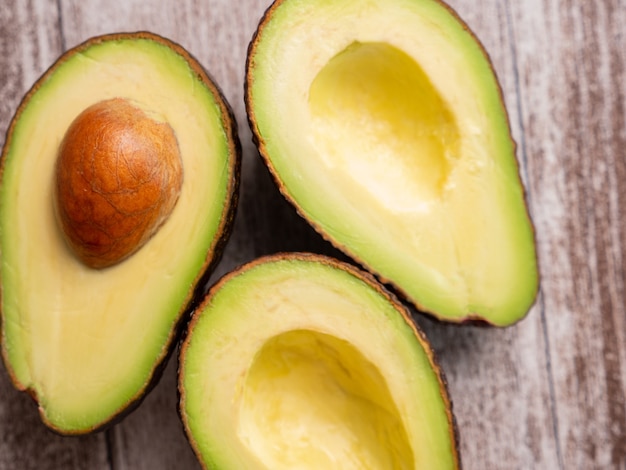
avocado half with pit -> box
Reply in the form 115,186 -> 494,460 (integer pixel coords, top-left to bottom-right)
245,0 -> 539,326
179,253 -> 459,469
0,32 -> 240,433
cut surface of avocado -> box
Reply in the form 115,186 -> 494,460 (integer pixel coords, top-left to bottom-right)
0,32 -> 240,433
179,253 -> 459,469
246,0 -> 539,325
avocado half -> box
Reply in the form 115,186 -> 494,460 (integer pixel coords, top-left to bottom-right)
245,0 -> 539,326
0,32 -> 240,433
179,253 -> 459,469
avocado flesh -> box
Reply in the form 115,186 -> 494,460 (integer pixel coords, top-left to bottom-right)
0,34 -> 238,433
180,255 -> 458,469
239,329 -> 414,468
247,0 -> 538,325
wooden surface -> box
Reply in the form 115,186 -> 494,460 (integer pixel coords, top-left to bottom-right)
0,0 -> 624,468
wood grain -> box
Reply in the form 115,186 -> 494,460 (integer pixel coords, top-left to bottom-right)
510,0 -> 626,467
0,0 -> 624,469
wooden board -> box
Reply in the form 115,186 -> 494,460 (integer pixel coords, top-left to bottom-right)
0,0 -> 624,468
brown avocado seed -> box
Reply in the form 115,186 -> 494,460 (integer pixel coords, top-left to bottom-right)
55,98 -> 184,269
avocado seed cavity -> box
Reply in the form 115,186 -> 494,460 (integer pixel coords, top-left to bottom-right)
309,42 -> 460,210
55,98 -> 183,269
238,329 -> 413,469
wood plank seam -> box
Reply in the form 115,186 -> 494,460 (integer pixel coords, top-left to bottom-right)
502,0 -> 564,467
55,0 -> 67,52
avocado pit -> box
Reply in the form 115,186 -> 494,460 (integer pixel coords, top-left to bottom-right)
55,97 -> 183,269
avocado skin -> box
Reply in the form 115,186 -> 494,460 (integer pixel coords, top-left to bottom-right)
244,0 -> 539,327
0,31 -> 241,435
177,252 -> 461,470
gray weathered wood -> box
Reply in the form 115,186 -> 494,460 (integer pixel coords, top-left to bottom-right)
0,0 -> 624,469
509,0 -> 626,468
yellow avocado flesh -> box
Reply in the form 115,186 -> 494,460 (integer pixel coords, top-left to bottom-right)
309,42 -> 459,204
248,0 -> 538,325
180,256 -> 458,469
239,330 -> 413,469
0,36 -> 235,432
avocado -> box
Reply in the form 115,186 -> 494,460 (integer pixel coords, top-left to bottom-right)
245,0 -> 539,326
179,253 -> 459,469
0,32 -> 240,434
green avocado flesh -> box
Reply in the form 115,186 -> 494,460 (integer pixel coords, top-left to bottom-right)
179,254 -> 459,469
246,0 -> 539,325
0,33 -> 239,433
